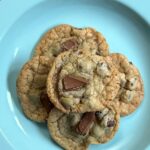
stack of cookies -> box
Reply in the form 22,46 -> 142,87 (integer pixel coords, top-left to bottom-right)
16,24 -> 144,150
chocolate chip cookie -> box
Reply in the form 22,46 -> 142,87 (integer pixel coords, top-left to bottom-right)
110,53 -> 144,116
47,102 -> 119,150
17,56 -> 53,122
35,24 -> 109,58
47,51 -> 120,113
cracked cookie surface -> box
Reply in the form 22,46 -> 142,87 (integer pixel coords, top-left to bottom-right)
17,56 -> 53,122
35,24 -> 109,59
47,51 -> 120,113
110,53 -> 144,116
47,102 -> 119,150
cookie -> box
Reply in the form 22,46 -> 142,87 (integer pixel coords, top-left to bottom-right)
35,24 -> 109,58
47,50 -> 120,113
47,102 -> 119,150
110,53 -> 144,116
17,56 -> 53,122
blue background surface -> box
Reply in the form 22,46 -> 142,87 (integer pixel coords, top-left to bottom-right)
0,0 -> 150,150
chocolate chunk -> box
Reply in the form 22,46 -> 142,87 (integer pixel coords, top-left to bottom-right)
96,51 -> 101,56
95,108 -> 109,121
61,39 -> 77,51
63,75 -> 88,91
129,61 -> 133,65
75,112 -> 95,135
107,120 -> 115,127
40,92 -> 53,113
95,111 -> 103,120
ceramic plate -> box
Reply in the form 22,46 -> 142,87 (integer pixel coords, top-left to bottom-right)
0,0 -> 150,150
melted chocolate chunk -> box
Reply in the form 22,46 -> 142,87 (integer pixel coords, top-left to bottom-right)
129,61 -> 133,65
107,120 -> 115,127
63,75 -> 88,91
40,92 -> 53,113
75,112 -> 95,135
95,111 -> 103,120
61,39 -> 77,51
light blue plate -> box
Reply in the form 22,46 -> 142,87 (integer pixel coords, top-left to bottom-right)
0,0 -> 150,150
